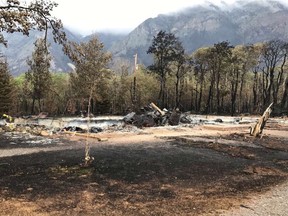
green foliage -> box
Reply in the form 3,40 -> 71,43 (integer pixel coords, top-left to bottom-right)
14,73 -> 25,86
25,38 -> 52,114
14,72 -> 71,116
4,38 -> 288,116
0,0 -> 66,46
66,36 -> 112,114
109,64 -> 159,114
44,72 -> 70,115
110,65 -> 131,114
0,56 -> 13,114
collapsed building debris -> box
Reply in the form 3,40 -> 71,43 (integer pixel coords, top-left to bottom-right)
123,102 -> 185,127
1,101 -> 283,139
0,115 -> 123,137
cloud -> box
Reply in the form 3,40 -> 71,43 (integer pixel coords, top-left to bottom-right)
51,0 -> 210,35
50,0 -> 286,35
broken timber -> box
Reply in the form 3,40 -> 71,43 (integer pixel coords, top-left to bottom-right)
149,102 -> 165,116
249,102 -> 273,137
62,131 -> 108,141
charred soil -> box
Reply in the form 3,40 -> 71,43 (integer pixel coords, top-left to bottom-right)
0,120 -> 288,215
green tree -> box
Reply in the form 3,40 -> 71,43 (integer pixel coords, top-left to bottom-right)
14,73 -> 29,114
110,64 -> 131,114
65,35 -> 112,165
46,72 -> 70,115
147,30 -> 182,108
0,0 -> 66,46
25,38 -> 52,114
67,36 -> 112,112
0,55 -> 13,114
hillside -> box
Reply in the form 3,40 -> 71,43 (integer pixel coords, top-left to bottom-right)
0,29 -> 82,76
1,0 -> 288,75
111,0 -> 288,66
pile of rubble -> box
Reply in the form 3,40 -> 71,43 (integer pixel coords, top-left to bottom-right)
0,103 -> 192,137
123,102 -> 190,128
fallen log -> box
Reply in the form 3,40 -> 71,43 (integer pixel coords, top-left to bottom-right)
62,131 -> 108,141
249,102 -> 273,137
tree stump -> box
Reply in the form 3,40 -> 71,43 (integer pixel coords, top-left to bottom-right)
250,102 -> 273,137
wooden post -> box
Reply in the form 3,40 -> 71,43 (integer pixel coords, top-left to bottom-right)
249,102 -> 273,137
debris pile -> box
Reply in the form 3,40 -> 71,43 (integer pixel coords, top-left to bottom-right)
1,103 -> 269,139
123,102 -> 185,128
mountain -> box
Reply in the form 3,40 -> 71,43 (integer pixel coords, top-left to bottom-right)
110,0 -> 288,66
0,29 -> 82,76
0,29 -> 127,76
1,0 -> 288,75
83,33 -> 126,50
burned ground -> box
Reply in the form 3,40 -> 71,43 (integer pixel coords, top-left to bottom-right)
0,121 -> 288,215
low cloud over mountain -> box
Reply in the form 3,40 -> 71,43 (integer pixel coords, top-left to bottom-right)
1,0 -> 288,75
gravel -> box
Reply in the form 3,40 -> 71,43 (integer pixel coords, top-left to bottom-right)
221,181 -> 288,216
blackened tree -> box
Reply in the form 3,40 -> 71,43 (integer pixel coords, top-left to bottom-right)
172,41 -> 191,109
260,40 -> 288,107
147,30 -> 183,108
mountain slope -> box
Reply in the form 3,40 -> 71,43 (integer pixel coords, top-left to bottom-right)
83,33 -> 126,50
110,0 -> 288,66
2,0 -> 288,75
0,29 -> 82,76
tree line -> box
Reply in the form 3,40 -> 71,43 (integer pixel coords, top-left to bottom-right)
1,35 -> 288,117
0,1 -> 288,117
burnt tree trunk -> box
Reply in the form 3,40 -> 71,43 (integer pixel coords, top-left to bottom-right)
281,77 -> 288,108
249,102 -> 273,137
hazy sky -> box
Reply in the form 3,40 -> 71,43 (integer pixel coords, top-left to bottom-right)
51,0 -> 238,35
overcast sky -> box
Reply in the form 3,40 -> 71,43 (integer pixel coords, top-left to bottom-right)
51,0 -> 239,35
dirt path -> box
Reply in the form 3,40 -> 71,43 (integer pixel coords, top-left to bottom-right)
220,180 -> 288,216
0,120 -> 287,215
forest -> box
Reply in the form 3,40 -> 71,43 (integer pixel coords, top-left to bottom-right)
1,32 -> 288,117
1,2 -> 288,215
1,1 -> 288,117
